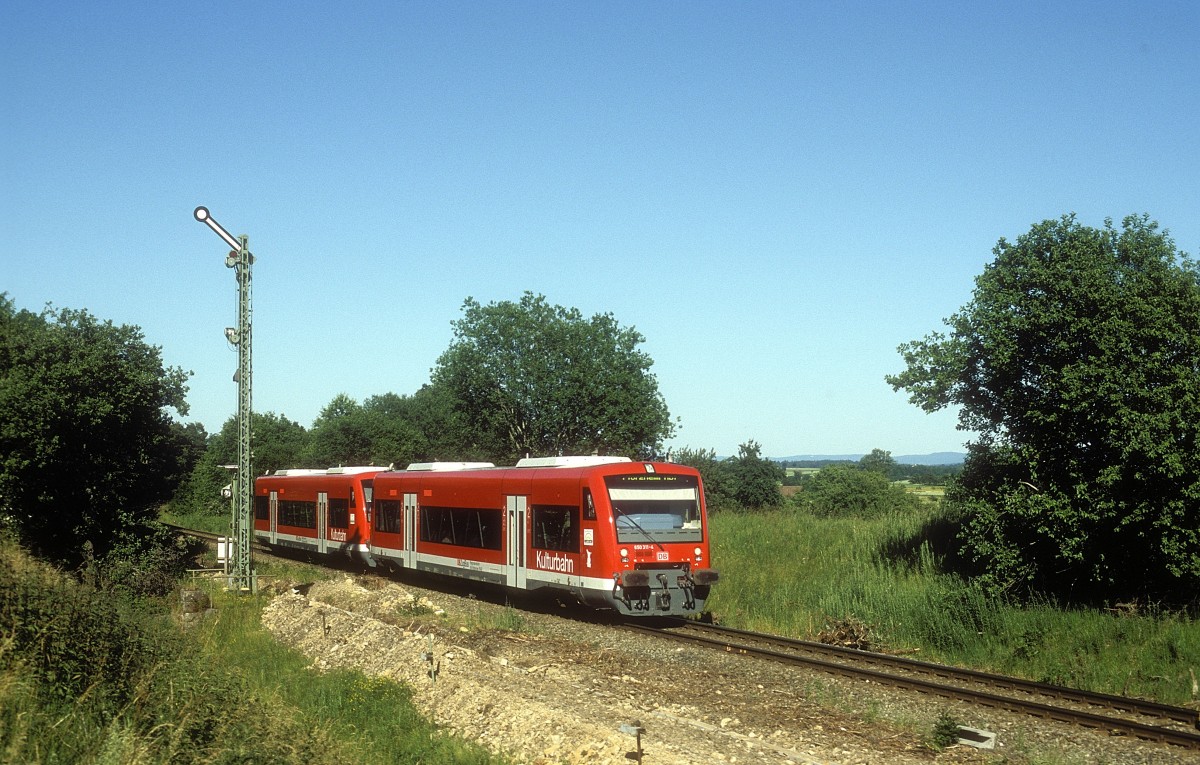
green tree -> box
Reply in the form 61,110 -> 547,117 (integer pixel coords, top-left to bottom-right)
797,464 -> 919,517
357,393 -> 428,466
304,394 -> 374,467
858,448 -> 897,476
887,214 -> 1200,599
0,297 -> 191,565
176,411 -> 309,515
399,384 -> 484,462
431,293 -> 674,463
726,440 -> 784,509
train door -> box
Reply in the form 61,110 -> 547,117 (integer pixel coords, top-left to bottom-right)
506,495 -> 528,589
403,492 -> 418,569
269,491 -> 279,545
317,492 -> 328,554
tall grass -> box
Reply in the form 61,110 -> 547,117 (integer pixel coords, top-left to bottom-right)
188,584 -> 499,764
706,506 -> 1200,705
0,543 -> 503,764
159,505 -> 229,535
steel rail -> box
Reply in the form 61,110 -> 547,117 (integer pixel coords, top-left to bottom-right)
622,621 -> 1200,749
164,523 -> 272,554
679,620 -> 1197,726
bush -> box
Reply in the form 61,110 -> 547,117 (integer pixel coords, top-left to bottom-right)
796,464 -> 922,517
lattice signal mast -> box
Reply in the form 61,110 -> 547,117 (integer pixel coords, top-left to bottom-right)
194,206 -> 256,592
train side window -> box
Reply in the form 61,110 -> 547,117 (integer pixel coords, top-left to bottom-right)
279,500 -> 317,529
328,498 -> 350,529
375,499 -> 401,534
420,506 -> 502,551
254,495 -> 269,521
582,489 -> 596,521
532,504 -> 580,553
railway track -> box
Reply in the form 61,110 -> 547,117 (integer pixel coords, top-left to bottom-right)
166,523 -> 272,553
622,619 -> 1200,749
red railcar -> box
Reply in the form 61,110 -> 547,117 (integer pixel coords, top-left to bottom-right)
253,466 -> 384,561
369,456 -> 717,617
254,456 -> 718,617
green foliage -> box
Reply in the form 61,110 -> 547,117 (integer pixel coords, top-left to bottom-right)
0,543 -> 500,764
304,390 -> 461,468
673,441 -> 783,511
726,440 -> 784,509
707,507 -> 1200,705
893,463 -> 960,486
858,448 -> 896,475
888,214 -> 1200,602
0,296 -> 192,566
304,393 -> 377,466
0,542 -> 169,718
431,292 -> 674,462
928,711 -> 961,751
796,464 -> 922,517
174,410 -> 310,516
81,522 -> 204,598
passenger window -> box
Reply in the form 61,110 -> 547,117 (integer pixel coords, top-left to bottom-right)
532,504 -> 580,553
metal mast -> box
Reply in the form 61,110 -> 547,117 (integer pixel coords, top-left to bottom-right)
194,206 -> 256,592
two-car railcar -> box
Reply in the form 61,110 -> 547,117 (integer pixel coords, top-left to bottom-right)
254,456 -> 717,617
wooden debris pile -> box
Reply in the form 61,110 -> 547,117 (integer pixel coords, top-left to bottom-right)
816,615 -> 875,651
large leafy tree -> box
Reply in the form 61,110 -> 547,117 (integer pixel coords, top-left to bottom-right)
177,411 -> 310,515
858,448 -> 897,477
303,393 -> 431,468
304,394 -> 375,467
887,214 -> 1200,600
0,297 -> 191,565
726,440 -> 785,509
431,293 -> 674,462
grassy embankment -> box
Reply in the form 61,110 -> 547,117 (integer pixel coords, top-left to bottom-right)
705,503 -> 1200,706
0,542 -> 504,765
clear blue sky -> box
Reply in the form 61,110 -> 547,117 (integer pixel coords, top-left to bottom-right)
4,1 -> 1198,459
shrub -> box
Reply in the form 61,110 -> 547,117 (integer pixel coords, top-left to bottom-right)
797,464 -> 922,517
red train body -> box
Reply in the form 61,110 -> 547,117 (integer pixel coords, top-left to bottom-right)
253,466 -> 383,559
254,456 -> 718,617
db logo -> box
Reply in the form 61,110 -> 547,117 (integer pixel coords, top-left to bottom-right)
657,551 -> 669,562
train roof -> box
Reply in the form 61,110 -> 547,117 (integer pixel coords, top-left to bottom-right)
514,456 -> 632,468
269,466 -> 384,477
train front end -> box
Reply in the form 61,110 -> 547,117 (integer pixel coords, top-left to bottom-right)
588,462 -> 719,616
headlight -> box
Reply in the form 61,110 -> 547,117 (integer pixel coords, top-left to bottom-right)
619,547 -> 629,559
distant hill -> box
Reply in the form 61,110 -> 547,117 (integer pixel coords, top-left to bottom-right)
775,452 -> 965,466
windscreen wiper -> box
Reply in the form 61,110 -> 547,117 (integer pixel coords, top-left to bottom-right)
612,505 -> 665,551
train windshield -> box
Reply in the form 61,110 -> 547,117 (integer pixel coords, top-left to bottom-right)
605,474 -> 704,544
